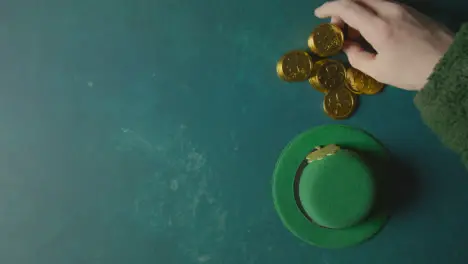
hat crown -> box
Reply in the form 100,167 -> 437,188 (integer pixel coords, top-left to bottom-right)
298,149 -> 376,229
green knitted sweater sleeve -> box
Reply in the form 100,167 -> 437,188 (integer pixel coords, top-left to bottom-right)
414,23 -> 468,167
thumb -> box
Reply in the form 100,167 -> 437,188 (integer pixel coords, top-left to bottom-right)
343,41 -> 377,75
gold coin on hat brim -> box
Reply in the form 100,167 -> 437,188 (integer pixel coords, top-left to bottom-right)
308,24 -> 344,57
276,51 -> 314,82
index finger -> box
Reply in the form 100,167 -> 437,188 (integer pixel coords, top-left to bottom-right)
315,0 -> 382,42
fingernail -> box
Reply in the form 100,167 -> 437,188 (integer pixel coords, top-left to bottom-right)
314,8 -> 321,16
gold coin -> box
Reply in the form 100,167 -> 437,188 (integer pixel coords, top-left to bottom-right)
308,24 -> 344,57
344,68 -> 362,94
306,144 -> 340,163
346,68 -> 384,95
344,81 -> 362,94
309,59 -> 346,93
308,77 -> 327,93
323,86 -> 357,120
276,51 -> 314,82
363,77 -> 385,95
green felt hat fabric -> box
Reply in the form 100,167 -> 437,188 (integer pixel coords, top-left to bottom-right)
272,125 -> 389,248
299,150 -> 376,229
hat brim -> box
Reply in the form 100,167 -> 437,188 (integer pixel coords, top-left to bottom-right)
273,125 -> 389,248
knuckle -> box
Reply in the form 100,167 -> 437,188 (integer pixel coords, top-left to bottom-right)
347,53 -> 359,65
351,62 -> 367,73
348,54 -> 364,69
387,4 -> 406,18
376,21 -> 394,42
349,59 -> 362,70
339,0 -> 353,9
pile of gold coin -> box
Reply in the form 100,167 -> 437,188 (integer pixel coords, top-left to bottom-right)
276,23 -> 384,120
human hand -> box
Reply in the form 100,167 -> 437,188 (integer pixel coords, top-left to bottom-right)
315,0 -> 454,91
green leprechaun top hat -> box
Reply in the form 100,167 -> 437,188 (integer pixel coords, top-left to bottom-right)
272,125 -> 389,248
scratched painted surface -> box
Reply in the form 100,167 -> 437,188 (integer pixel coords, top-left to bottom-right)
0,0 -> 468,263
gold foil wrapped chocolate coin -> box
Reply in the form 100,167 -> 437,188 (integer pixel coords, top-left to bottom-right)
323,86 -> 357,119
306,144 -> 340,162
308,24 -> 344,57
346,68 -> 384,95
277,51 -> 314,82
309,59 -> 346,93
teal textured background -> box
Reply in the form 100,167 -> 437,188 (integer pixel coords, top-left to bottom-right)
0,0 -> 467,263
